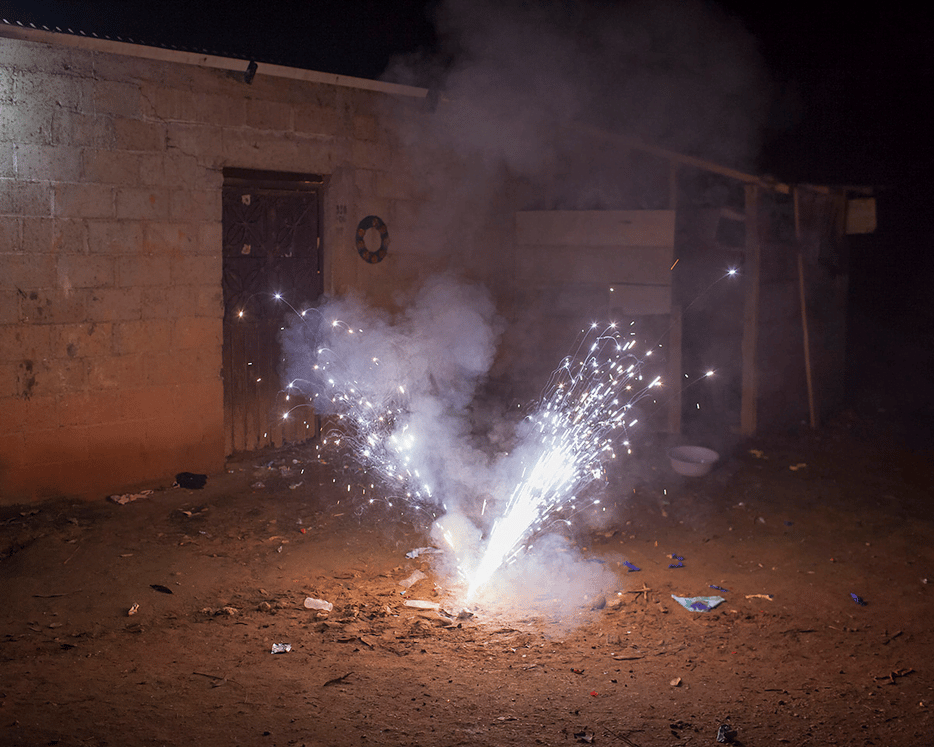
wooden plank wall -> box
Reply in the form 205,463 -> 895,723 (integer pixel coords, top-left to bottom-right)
509,210 -> 676,428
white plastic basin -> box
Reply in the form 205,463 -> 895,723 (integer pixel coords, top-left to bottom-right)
668,445 -> 719,477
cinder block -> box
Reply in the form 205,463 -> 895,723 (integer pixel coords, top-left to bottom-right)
113,117 -> 165,152
143,221 -> 197,255
0,39 -> 93,76
86,287 -> 143,322
0,362 -> 17,400
50,219 -> 89,254
0,253 -> 57,289
87,220 -> 142,255
144,412 -> 197,447
18,288 -> 88,325
0,216 -> 22,250
166,123 -> 224,160
83,420 -> 147,458
87,353 -> 144,390
0,393 -> 58,432
170,253 -> 220,285
172,316 -> 221,350
145,152 -> 212,188
140,85 -> 199,123
352,114 -> 379,142
41,356 -> 89,397
198,222 -> 222,254
195,286 -> 224,317
141,285 -> 197,319
0,322 -> 50,362
175,379 -> 223,433
26,425 -> 91,466
0,100 -> 54,146
59,390 -> 120,428
144,344 -> 219,387
116,254 -> 172,287
192,92 -> 246,127
113,319 -> 173,355
91,79 -> 141,119
169,189 -> 219,222
142,351 -> 184,386
81,150 -> 142,185
51,322 -> 114,360
0,145 -> 13,178
136,154 -> 165,186
0,432 -> 27,469
13,71 -> 84,112
36,456 -> 117,498
0,396 -> 26,431
115,187 -> 169,221
354,168 -> 376,195
51,110 -> 116,148
293,102 -> 340,136
13,357 -> 44,400
93,54 -> 164,88
19,216 -> 50,253
53,182 -> 115,219
0,66 -> 12,103
22,217 -> 84,254
222,129 -> 302,169
1,180 -> 53,217
56,254 -> 115,289
351,138 -> 391,171
14,144 -> 82,182
246,98 -> 292,131
0,291 -> 18,325
119,385 -> 177,422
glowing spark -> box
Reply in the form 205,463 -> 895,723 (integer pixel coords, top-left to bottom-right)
464,323 -> 659,600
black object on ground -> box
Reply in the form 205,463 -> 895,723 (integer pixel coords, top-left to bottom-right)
176,472 -> 208,489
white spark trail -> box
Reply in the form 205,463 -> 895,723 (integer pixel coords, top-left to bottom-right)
465,323 -> 657,600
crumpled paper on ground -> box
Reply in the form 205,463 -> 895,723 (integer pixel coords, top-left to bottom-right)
671,594 -> 725,612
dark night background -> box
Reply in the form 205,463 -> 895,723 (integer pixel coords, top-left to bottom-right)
3,0 -> 932,443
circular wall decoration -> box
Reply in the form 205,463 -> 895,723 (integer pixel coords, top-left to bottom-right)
355,215 -> 389,263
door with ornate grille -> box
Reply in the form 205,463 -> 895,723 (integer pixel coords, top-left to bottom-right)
221,169 -> 324,454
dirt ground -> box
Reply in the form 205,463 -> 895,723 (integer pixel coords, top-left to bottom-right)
1,410 -> 932,747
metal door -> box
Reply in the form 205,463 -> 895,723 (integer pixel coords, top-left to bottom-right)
221,170 -> 324,454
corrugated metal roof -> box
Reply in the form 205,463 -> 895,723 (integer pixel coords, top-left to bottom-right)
0,15 -> 282,67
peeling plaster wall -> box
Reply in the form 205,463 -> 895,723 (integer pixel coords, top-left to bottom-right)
0,36 -> 488,503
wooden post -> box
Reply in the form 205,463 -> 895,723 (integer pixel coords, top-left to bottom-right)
793,187 -> 818,429
740,184 -> 760,436
667,307 -> 682,434
667,159 -> 682,433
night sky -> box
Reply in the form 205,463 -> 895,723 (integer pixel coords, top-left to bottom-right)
4,1 -> 931,187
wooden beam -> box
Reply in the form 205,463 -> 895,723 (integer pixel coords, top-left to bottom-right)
566,122 -> 878,197
740,185 -> 761,436
793,187 -> 818,429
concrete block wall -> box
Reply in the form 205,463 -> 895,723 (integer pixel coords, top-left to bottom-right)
0,34 -> 453,503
